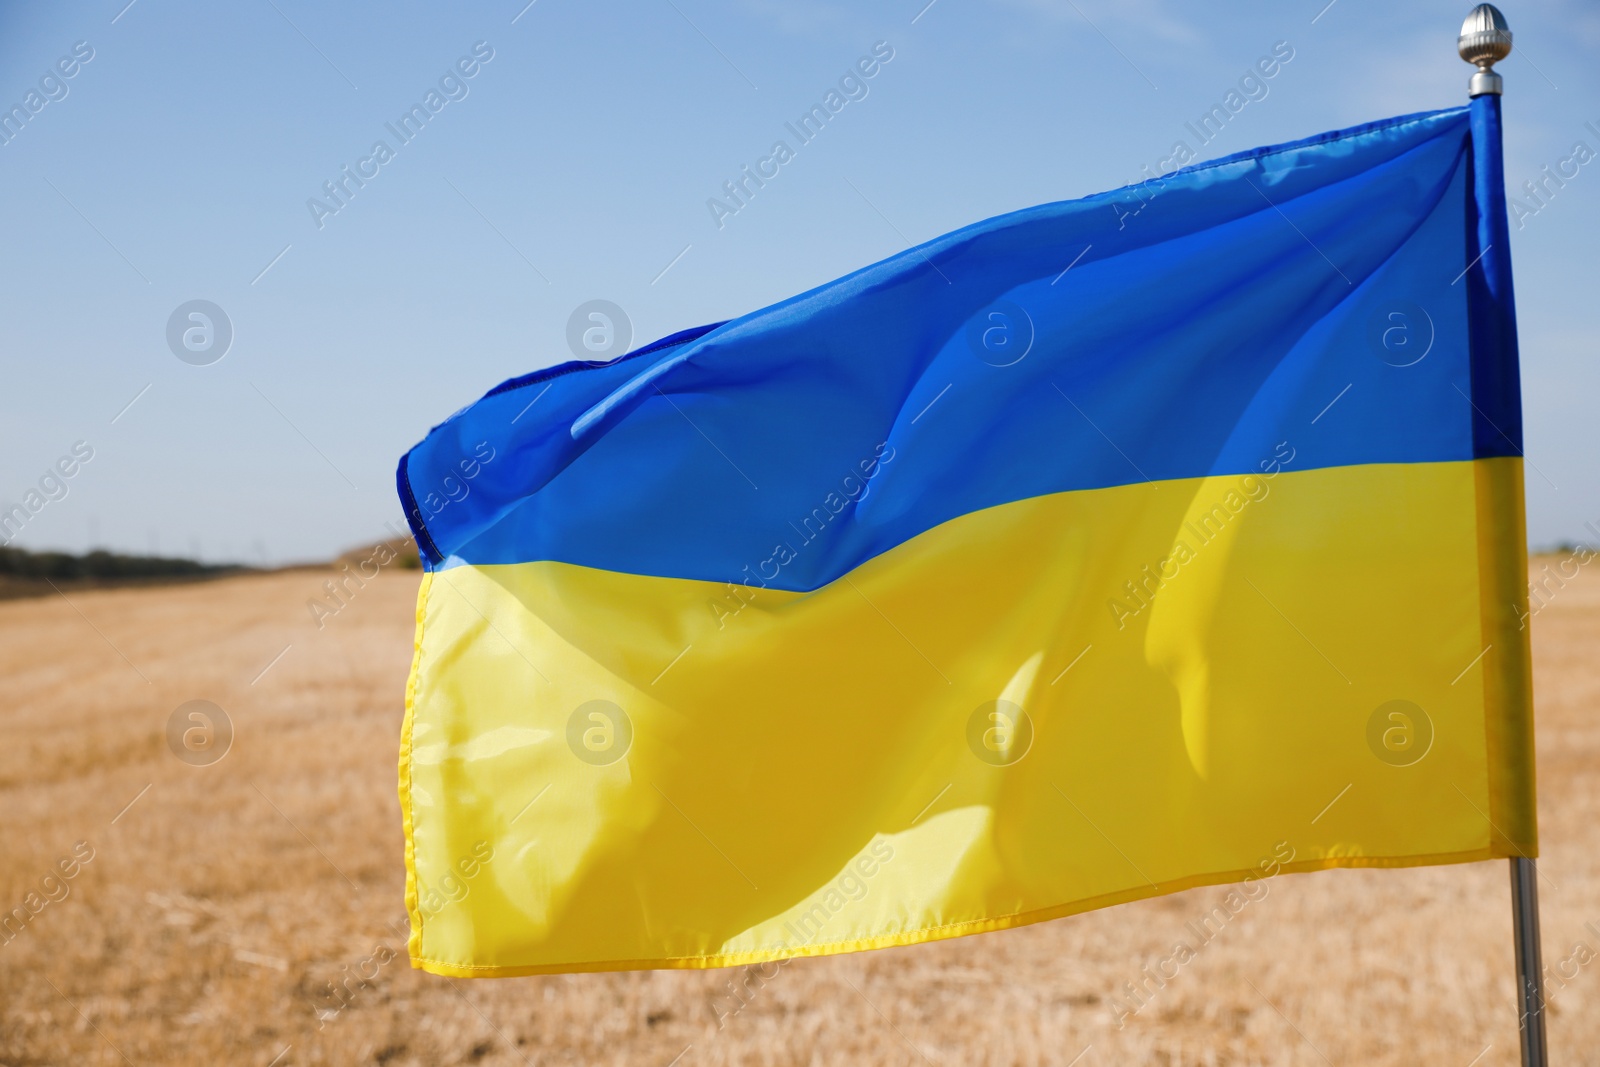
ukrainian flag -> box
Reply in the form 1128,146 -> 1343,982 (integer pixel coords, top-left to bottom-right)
397,104 -> 1535,977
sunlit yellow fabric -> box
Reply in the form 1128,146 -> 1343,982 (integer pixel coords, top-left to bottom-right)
400,458 -> 1534,976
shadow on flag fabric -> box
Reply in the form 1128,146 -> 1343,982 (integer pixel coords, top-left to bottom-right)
396,104 -> 1536,977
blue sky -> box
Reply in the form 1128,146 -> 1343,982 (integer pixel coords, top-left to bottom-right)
1,0 -> 1595,562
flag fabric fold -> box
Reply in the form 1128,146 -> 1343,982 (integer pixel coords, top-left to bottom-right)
397,104 -> 1535,977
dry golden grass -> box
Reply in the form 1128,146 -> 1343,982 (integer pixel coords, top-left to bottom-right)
2,558 -> 1597,1066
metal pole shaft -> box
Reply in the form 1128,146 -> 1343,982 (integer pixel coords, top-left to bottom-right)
1510,857 -> 1548,1066
1456,9 -> 1545,1063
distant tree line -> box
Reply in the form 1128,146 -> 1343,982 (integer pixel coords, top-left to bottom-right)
0,546 -> 243,583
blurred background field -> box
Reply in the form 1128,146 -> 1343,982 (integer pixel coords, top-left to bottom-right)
1,553 -> 1597,1066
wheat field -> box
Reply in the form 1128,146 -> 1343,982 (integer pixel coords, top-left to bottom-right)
2,558 -> 1597,1066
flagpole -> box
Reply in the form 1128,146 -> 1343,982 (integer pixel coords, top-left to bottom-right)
1457,6 -> 1547,1066
1510,857 -> 1547,1065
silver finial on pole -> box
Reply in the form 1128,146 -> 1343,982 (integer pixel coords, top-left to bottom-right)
1459,4 -> 1512,96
